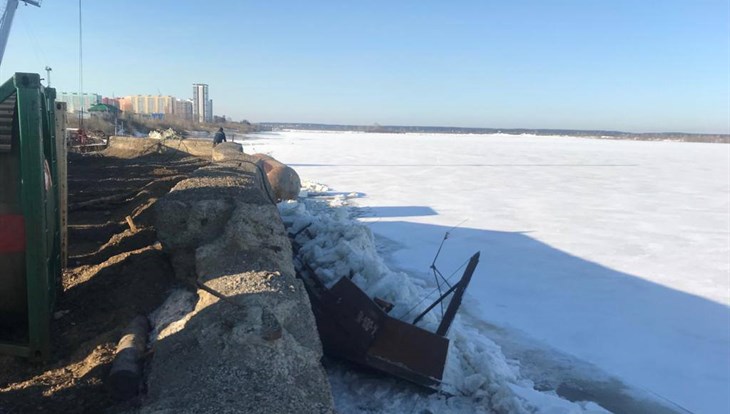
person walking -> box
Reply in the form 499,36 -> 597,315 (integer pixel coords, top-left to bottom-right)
213,127 -> 226,146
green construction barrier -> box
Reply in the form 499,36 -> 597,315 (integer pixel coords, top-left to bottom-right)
0,72 -> 61,361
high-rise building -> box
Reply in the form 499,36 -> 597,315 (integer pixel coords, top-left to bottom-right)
116,95 -> 192,120
206,99 -> 213,123
173,98 -> 193,120
56,92 -> 102,114
192,83 -> 210,123
124,95 -> 175,116
118,96 -> 133,112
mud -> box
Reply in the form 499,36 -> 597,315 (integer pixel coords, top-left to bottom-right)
0,147 -> 208,414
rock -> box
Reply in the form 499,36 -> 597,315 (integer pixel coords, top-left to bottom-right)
250,154 -> 301,201
267,165 -> 301,201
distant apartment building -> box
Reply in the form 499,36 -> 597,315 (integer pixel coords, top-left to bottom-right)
192,83 -> 212,123
56,92 -> 102,114
116,95 -> 192,120
102,97 -> 120,109
123,95 -> 175,116
118,96 -> 133,113
173,98 -> 193,120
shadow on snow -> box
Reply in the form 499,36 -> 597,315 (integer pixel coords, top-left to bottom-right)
366,220 -> 728,414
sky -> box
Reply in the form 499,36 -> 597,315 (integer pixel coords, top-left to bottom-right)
1,0 -> 728,133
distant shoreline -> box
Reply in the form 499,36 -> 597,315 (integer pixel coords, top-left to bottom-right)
257,123 -> 729,144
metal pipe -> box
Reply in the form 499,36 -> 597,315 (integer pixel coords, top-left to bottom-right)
108,315 -> 149,400
412,278 -> 461,326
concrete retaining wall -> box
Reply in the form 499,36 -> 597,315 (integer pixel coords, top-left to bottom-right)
137,151 -> 334,413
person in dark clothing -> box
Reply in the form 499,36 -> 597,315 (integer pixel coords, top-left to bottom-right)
213,127 -> 226,146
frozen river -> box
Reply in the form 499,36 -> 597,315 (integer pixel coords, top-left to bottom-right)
250,131 -> 729,414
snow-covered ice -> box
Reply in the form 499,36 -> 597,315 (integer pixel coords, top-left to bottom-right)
280,186 -> 611,413
249,131 -> 729,414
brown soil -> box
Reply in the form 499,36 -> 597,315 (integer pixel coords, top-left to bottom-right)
0,147 -> 208,413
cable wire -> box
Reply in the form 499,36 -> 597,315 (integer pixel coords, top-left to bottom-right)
398,255 -> 471,321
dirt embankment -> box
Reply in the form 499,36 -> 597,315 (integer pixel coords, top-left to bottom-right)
0,145 -> 207,413
1,139 -> 333,414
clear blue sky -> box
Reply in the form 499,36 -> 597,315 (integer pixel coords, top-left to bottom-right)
2,0 -> 728,133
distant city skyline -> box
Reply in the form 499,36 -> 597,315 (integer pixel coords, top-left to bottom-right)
55,91 -> 196,121
1,1 -> 728,134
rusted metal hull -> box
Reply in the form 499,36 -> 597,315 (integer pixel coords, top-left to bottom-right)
301,273 -> 449,388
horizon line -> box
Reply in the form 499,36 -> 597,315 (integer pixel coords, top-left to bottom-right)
255,121 -> 730,137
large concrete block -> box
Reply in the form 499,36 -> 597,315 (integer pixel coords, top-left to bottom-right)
194,162 -> 276,204
107,136 -> 215,159
211,142 -> 243,162
154,166 -> 272,280
166,138 -> 215,158
195,203 -> 293,281
146,159 -> 334,413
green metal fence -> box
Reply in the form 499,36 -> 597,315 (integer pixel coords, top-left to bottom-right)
0,72 -> 61,361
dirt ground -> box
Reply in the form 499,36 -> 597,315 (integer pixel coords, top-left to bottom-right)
0,146 -> 208,414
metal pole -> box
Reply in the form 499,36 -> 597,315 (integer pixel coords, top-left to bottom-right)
411,251 -> 480,336
436,252 -> 479,336
44,65 -> 51,86
54,102 -> 67,268
0,0 -> 20,67
0,0 -> 41,68
412,279 -> 461,326
78,0 -> 83,130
